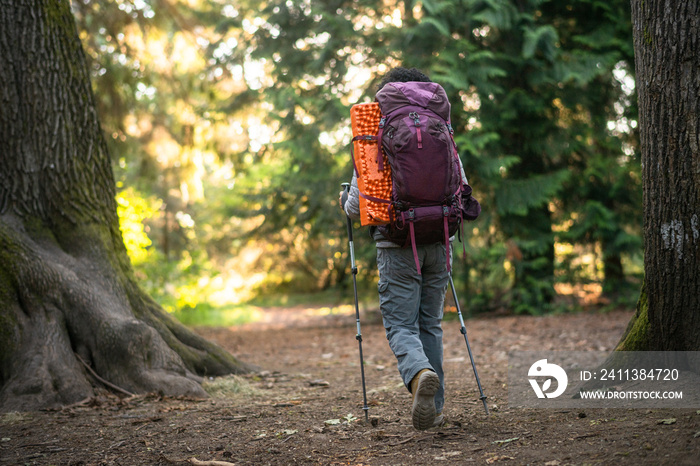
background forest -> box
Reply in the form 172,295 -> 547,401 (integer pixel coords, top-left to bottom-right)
73,0 -> 642,323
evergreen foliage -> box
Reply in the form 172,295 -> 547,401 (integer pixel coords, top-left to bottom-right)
71,0 -> 641,317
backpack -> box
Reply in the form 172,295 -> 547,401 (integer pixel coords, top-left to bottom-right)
371,81 -> 480,274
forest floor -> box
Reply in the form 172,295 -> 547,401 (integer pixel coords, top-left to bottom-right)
2,305 -> 700,465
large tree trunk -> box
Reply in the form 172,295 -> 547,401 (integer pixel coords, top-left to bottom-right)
617,0 -> 699,351
0,0 -> 250,412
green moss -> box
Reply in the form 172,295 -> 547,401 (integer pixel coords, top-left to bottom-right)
1,411 -> 32,425
202,375 -> 261,399
22,216 -> 58,244
0,268 -> 19,364
52,220 -> 129,275
0,312 -> 18,363
0,225 -> 38,363
615,284 -> 649,351
43,0 -> 75,37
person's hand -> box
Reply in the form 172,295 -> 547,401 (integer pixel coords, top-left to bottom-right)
338,190 -> 346,211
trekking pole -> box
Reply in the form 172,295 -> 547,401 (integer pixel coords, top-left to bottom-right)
341,182 -> 370,422
449,274 -> 489,415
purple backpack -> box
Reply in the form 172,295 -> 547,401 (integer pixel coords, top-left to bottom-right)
372,81 -> 480,274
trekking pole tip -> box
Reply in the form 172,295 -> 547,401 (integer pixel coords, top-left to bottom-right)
481,396 -> 489,415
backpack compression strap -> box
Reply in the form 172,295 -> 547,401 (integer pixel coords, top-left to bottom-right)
351,134 -> 385,175
376,117 -> 386,171
350,134 -> 377,178
404,210 -> 421,275
402,206 -> 453,276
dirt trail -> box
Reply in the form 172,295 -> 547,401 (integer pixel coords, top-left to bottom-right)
2,308 -> 699,465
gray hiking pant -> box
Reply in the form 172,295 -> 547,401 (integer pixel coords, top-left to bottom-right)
376,243 -> 450,414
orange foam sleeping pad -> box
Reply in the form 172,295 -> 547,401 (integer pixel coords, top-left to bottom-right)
350,102 -> 392,226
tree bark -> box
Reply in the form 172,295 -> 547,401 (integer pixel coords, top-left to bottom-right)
0,0 -> 250,412
617,0 -> 700,350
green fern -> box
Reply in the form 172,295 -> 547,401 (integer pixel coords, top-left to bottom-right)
496,170 -> 570,216
522,25 -> 559,61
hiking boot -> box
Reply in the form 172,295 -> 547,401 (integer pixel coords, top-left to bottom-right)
410,369 -> 439,430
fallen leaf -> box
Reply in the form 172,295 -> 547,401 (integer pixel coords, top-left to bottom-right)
694,431 -> 700,438
325,419 -> 341,425
657,418 -> 677,425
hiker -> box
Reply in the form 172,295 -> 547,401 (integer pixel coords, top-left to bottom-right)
340,67 -> 474,430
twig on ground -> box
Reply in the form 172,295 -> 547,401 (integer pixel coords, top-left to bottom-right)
75,353 -> 135,396
189,458 -> 237,466
387,435 -> 421,446
59,397 -> 93,410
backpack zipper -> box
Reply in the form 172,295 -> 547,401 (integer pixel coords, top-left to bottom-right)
409,112 -> 423,149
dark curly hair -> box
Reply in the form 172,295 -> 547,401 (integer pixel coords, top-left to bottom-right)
377,67 -> 432,92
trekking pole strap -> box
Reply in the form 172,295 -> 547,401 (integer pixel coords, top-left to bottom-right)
443,206 -> 451,274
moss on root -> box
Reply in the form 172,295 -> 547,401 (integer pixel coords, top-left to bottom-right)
615,284 -> 650,351
0,307 -> 19,370
0,234 -> 20,367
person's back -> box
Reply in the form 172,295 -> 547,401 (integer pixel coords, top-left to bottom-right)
342,66 -> 476,430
